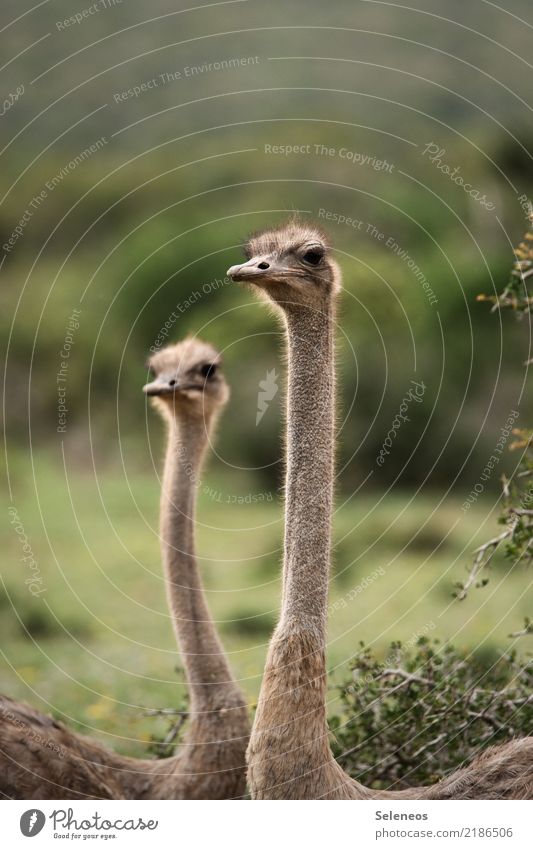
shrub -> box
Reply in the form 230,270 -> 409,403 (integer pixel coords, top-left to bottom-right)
455,216 -> 533,599
331,638 -> 532,790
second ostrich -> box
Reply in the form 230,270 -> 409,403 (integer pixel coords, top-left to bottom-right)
143,337 -> 250,798
228,218 -> 533,800
0,338 -> 249,799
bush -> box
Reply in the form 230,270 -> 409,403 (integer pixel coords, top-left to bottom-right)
330,638 -> 532,790
455,216 -> 533,599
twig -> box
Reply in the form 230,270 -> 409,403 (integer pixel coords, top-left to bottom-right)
410,732 -> 447,761
378,668 -> 431,686
508,626 -> 533,638
465,710 -> 506,732
456,530 -> 511,600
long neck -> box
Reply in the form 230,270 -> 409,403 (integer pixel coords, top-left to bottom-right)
248,298 -> 346,798
281,302 -> 335,639
160,412 -> 240,715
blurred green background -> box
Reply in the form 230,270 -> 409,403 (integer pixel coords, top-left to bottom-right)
1,0 -> 531,752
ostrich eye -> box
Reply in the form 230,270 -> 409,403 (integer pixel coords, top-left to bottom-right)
302,249 -> 323,266
201,363 -> 217,379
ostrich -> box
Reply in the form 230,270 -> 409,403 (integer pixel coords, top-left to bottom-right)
0,338 -> 249,799
143,336 -> 250,798
227,218 -> 533,800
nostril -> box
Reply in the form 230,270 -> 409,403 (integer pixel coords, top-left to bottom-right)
169,379 -> 176,386
257,261 -> 269,270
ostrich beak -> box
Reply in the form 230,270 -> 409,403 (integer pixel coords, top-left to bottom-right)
143,379 -> 174,396
143,379 -> 200,396
227,256 -> 276,282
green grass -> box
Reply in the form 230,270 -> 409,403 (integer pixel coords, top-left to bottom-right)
1,448 -> 530,757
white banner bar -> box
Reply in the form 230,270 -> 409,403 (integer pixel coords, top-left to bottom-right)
2,800 -> 532,849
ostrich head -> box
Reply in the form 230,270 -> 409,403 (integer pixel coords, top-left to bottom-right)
226,218 -> 340,311
143,337 -> 229,419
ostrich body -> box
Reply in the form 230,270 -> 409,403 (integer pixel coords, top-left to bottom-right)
0,339 -> 249,799
228,219 -> 533,800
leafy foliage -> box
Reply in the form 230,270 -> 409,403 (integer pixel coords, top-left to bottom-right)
477,215 -> 533,313
454,432 -> 533,600
145,666 -> 189,759
456,218 -> 533,599
146,701 -> 189,759
501,430 -> 533,568
331,638 -> 533,790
